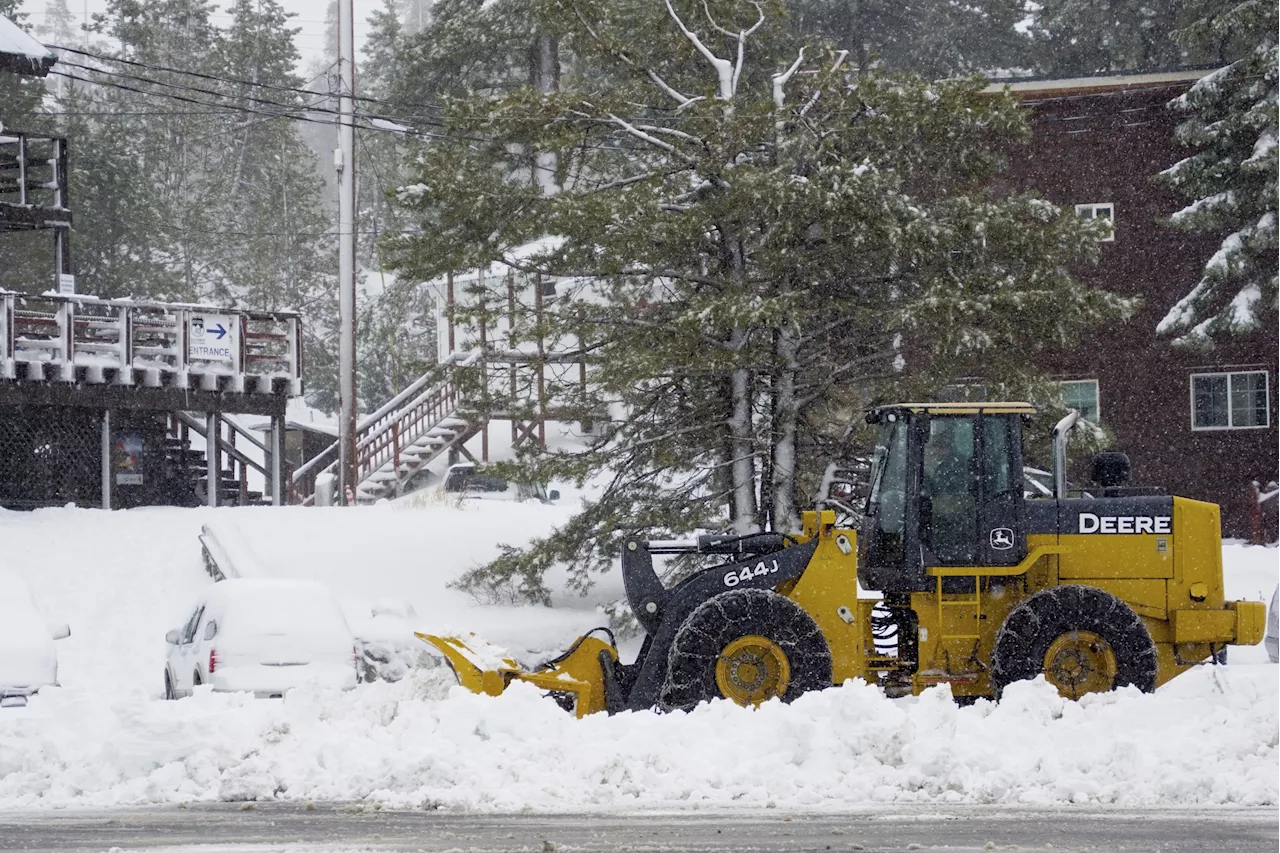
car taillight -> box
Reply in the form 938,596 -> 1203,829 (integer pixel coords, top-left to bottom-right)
208,648 -> 218,674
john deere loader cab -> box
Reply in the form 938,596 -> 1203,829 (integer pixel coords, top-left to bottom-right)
861,403 -> 1031,595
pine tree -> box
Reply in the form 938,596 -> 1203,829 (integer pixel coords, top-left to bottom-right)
792,0 -> 1031,78
36,0 -> 79,46
385,0 -> 1132,601
1029,0 -> 1214,75
1158,0 -> 1278,346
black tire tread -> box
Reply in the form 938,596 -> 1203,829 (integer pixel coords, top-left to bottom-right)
992,584 -> 1157,698
660,588 -> 832,711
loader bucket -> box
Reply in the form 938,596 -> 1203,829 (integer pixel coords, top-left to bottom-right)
416,632 -> 520,696
416,630 -> 618,717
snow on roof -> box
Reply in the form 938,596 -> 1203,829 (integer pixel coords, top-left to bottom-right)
0,15 -> 56,78
984,68 -> 1215,97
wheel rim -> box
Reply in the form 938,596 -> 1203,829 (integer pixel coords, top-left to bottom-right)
715,635 -> 790,706
1043,630 -> 1116,699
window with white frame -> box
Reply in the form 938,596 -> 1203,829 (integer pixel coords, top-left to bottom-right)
1191,371 -> 1270,430
1059,379 -> 1100,422
1075,203 -> 1115,241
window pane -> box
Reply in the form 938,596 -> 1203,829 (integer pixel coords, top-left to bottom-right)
923,417 -> 977,564
1193,375 -> 1229,428
1230,372 -> 1268,427
1060,380 -> 1100,422
982,416 -> 1014,496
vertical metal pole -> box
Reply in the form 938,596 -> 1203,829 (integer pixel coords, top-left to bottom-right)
272,413 -> 285,507
206,411 -> 219,508
446,271 -> 456,355
100,409 -> 111,510
337,0 -> 358,506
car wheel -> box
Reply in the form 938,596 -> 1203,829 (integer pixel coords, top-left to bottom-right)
164,672 -> 176,700
192,671 -> 202,688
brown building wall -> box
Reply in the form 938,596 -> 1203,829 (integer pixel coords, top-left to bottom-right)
1004,83 -> 1278,539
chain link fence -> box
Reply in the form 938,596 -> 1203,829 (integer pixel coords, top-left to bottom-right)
0,406 -> 102,509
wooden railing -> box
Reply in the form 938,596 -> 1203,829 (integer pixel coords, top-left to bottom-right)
174,411 -> 270,505
0,290 -> 302,394
292,350 -> 479,503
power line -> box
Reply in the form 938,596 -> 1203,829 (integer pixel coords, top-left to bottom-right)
52,42 -> 447,117
45,70 -> 450,140
51,43 -> 339,102
56,57 -> 338,118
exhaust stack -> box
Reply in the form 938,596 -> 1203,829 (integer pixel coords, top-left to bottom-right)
1052,409 -> 1081,499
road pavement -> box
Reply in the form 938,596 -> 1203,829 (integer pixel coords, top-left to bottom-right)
0,803 -> 1275,852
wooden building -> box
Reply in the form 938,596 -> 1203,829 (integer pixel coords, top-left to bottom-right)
992,70 -> 1278,539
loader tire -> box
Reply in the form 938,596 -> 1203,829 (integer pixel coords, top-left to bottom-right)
992,584 -> 1157,700
660,588 -> 832,711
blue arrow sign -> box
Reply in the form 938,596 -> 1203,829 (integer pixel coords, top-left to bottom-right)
209,323 -> 228,340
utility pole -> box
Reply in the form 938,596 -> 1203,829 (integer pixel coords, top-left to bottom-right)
336,0 -> 358,505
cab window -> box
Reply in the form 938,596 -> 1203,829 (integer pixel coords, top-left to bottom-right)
868,418 -> 908,565
922,416 -> 977,564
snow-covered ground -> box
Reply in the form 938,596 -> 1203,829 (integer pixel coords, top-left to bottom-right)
0,502 -> 1274,811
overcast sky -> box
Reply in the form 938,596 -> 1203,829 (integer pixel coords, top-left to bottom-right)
17,0 -> 381,77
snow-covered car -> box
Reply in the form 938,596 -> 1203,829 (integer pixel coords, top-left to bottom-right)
441,462 -> 559,503
163,579 -> 359,700
0,570 -> 70,707
1266,585 -> 1278,664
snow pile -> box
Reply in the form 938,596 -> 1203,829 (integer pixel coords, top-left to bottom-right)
0,665 -> 1273,810
0,503 -> 1274,811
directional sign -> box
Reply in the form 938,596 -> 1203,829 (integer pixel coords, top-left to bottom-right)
188,313 -> 236,362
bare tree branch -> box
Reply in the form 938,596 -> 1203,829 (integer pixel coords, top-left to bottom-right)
664,0 -> 734,100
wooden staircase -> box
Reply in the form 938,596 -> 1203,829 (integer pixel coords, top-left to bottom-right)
292,351 -> 481,505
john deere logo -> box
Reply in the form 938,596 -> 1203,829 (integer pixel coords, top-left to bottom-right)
990,528 -> 1014,550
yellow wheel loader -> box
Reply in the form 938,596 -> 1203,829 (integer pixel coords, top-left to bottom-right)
420,403 -> 1266,716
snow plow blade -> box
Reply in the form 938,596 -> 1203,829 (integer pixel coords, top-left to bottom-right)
415,631 -> 618,718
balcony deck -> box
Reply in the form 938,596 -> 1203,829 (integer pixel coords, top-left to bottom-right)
0,291 -> 302,415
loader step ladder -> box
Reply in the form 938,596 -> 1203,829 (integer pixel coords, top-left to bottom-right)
291,351 -> 481,504
925,546 -> 1065,682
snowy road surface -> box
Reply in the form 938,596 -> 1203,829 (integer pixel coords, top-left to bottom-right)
1,804 -> 1276,852
0,504 -> 1275,813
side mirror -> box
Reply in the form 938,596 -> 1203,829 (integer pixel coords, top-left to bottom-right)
50,623 -> 71,641
548,490 -> 560,501
165,630 -> 182,645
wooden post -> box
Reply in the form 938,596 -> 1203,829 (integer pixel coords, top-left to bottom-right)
206,411 -> 219,508
535,274 -> 547,449
478,270 -> 489,462
509,272 -> 518,444
1250,481 -> 1264,546
271,413 -> 285,506
446,271 -> 456,355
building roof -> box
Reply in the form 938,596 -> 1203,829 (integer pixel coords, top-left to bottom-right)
0,15 -> 56,78
983,68 -> 1214,100
868,402 -> 1038,420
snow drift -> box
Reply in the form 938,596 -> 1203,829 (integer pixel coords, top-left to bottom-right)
0,503 -> 1274,811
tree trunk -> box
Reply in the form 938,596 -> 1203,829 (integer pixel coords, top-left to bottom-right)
725,227 -> 758,534
770,303 -> 801,534
529,34 -> 560,196
728,351 -> 759,535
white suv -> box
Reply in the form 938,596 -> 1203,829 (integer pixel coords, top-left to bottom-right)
164,579 -> 359,699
